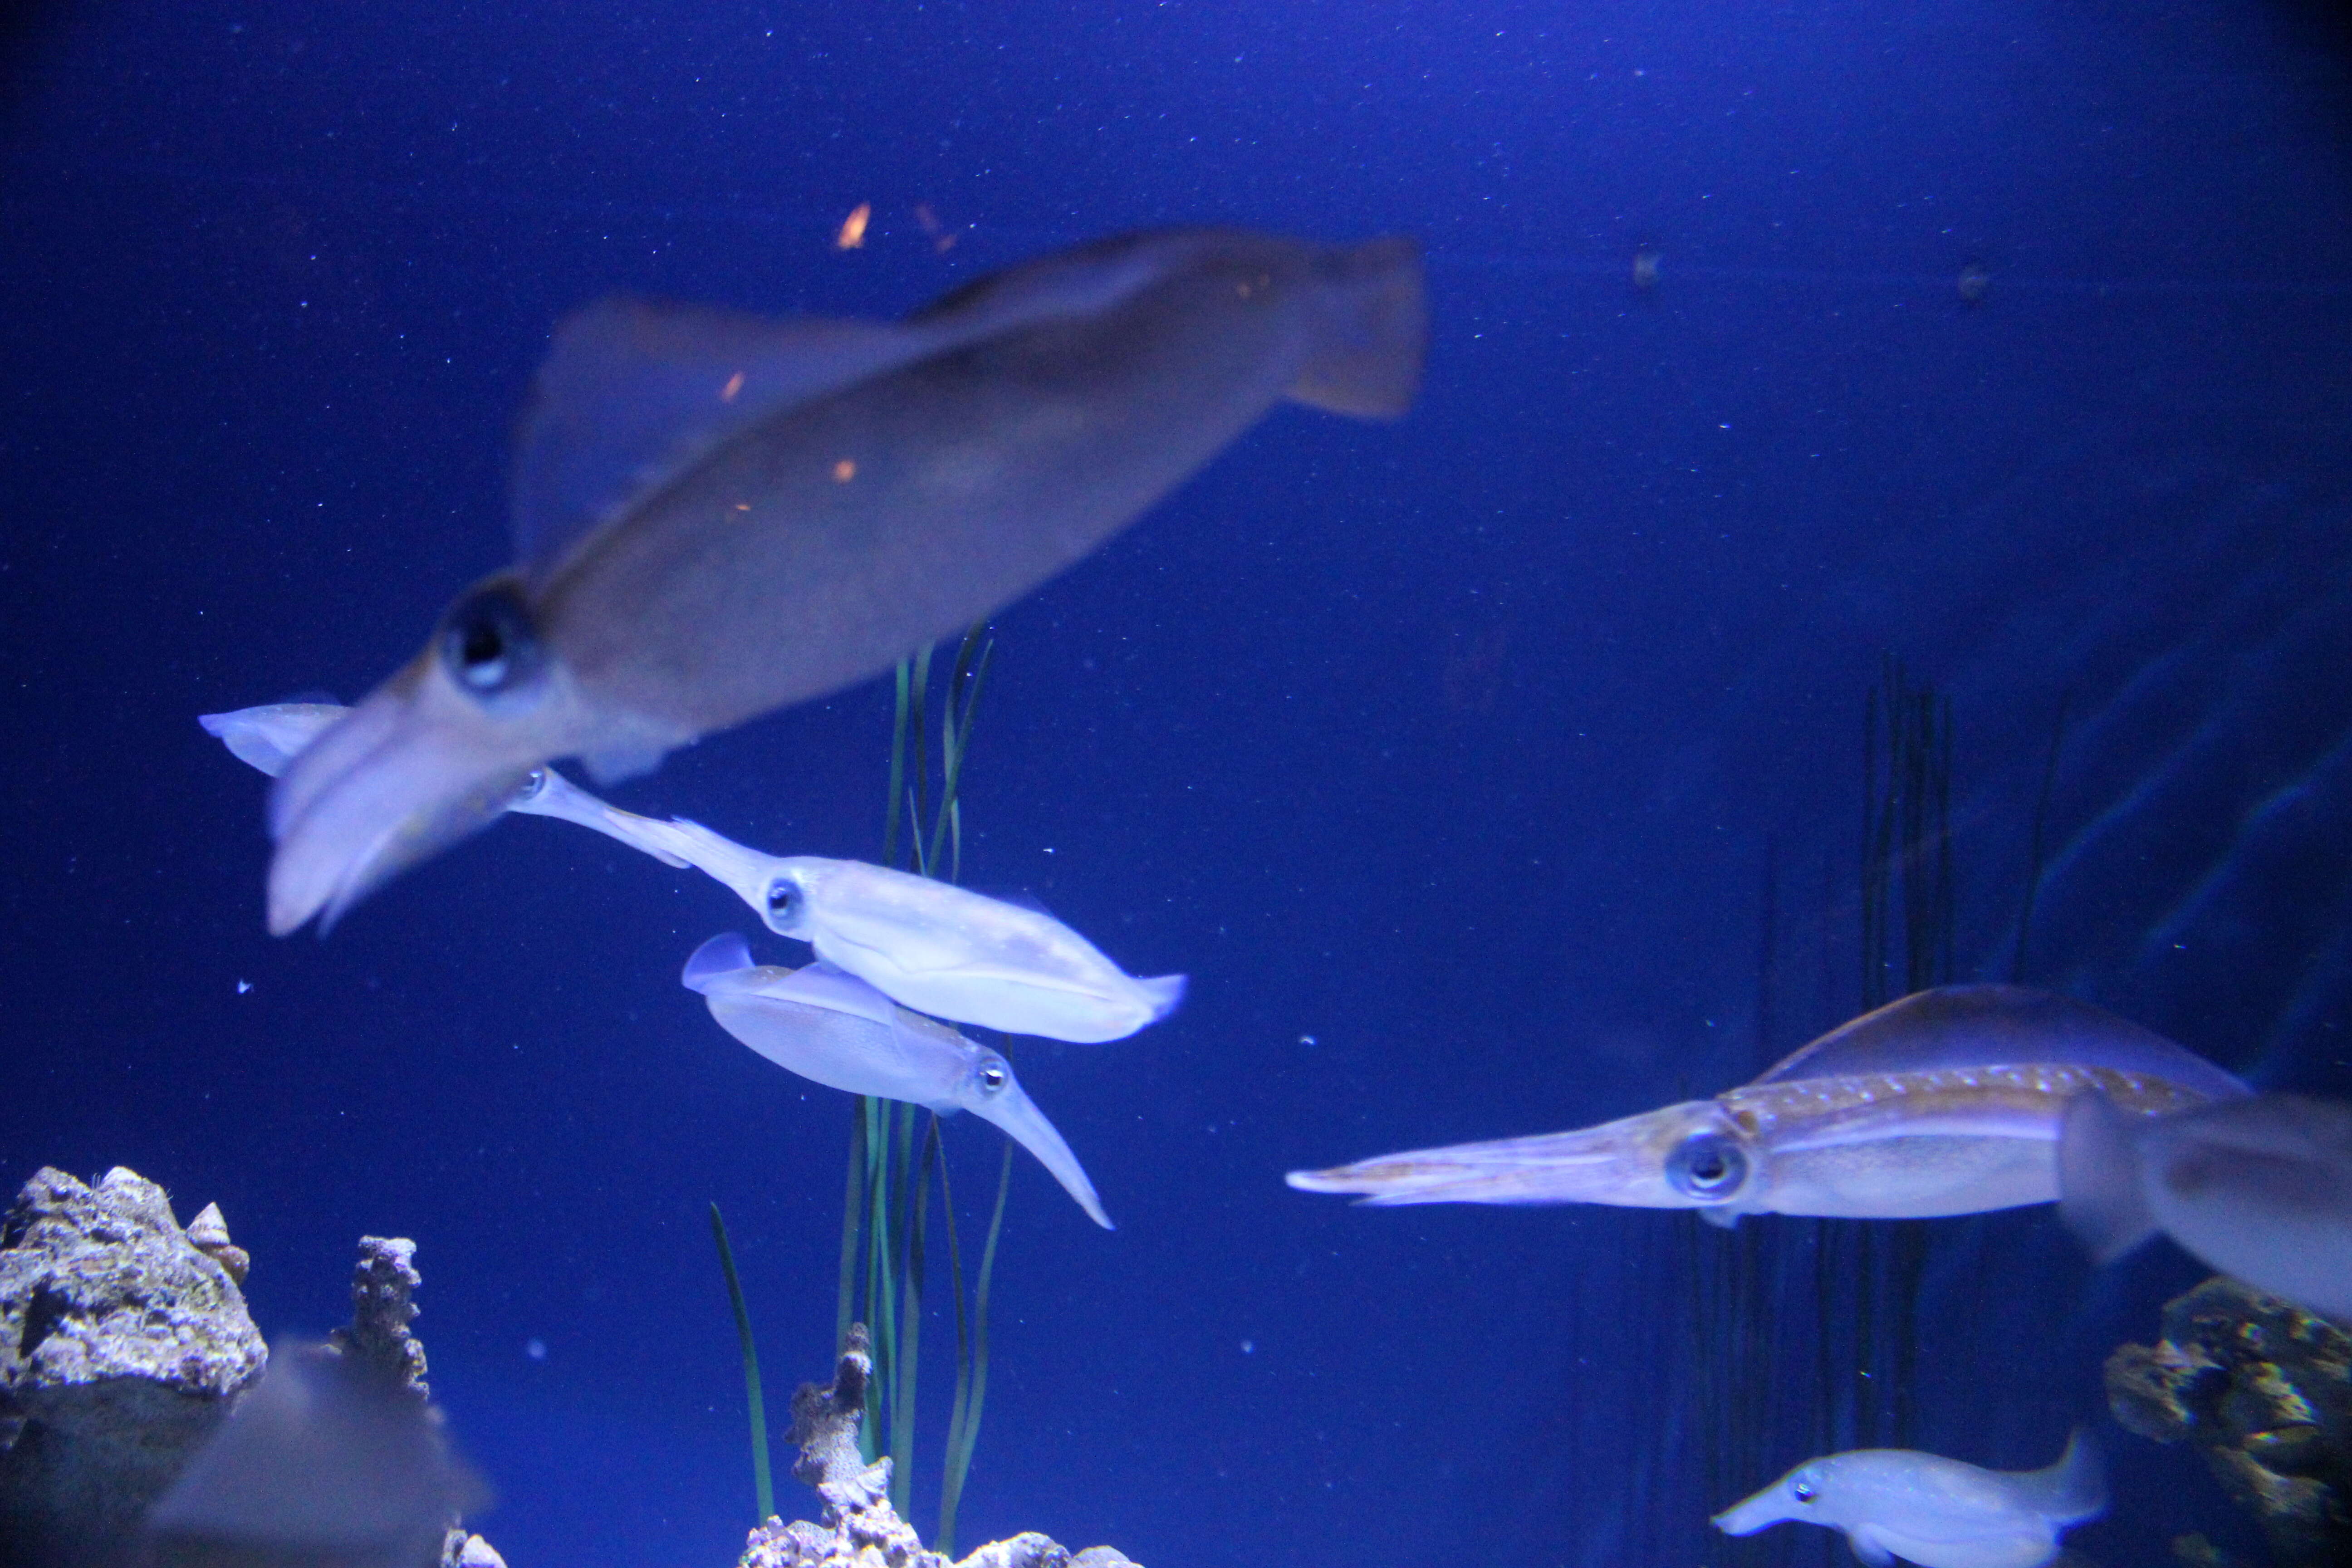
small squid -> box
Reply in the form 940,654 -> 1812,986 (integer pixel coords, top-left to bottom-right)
1714,1431 -> 2103,1568
683,932 -> 1111,1228
617,814 -> 1182,1043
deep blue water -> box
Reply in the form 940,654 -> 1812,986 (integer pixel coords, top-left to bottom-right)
5,2 -> 2352,1566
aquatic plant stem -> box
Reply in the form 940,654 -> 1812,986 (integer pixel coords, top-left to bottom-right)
937,1139 -> 1013,1555
963,1143 -> 1015,1542
708,1203 -> 775,1524
884,660 -> 913,871
2012,693 -> 2070,983
838,1104 -> 867,1357
1856,655 -> 1956,1447
927,624 -> 995,881
862,1095 -> 898,1463
936,1145 -> 972,1554
905,645 -> 933,872
889,1106 -> 937,1519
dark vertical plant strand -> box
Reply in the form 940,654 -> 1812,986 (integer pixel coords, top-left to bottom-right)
938,1141 -> 1014,1556
2011,694 -> 2069,983
710,1203 -> 776,1524
1856,655 -> 1955,1446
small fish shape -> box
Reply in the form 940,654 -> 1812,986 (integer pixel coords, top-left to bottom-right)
1288,985 -> 2247,1222
617,814 -> 1182,1042
264,228 -> 1426,933
201,703 -> 688,867
683,932 -> 1112,1228
1712,1430 -> 2103,1568
2059,1088 -> 2352,1320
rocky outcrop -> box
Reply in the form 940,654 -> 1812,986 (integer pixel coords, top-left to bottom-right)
736,1326 -> 1138,1568
330,1235 -> 432,1399
0,1166 -> 268,1568
2107,1275 -> 2352,1567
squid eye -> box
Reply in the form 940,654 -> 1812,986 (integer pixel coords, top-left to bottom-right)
440,585 -> 541,698
765,881 -> 801,921
976,1057 -> 1009,1094
515,769 -> 549,801
1793,1481 -> 1818,1504
1665,1132 -> 1749,1200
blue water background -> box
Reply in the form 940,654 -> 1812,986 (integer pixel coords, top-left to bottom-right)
4,2 -> 2352,1565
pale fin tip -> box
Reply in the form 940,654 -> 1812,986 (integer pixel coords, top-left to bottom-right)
1139,972 -> 1187,1019
2058,1090 -> 2159,1265
682,932 -> 755,993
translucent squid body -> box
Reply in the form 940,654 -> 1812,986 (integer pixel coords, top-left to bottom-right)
204,703 -> 1183,1045
682,933 -> 1111,1229
2060,1088 -> 2352,1320
612,815 -> 1183,1044
1713,1431 -> 2104,1568
200,703 -> 688,866
262,229 -> 1426,933
1288,986 -> 2247,1224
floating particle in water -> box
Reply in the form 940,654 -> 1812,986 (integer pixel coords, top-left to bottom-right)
836,203 -> 870,250
914,201 -> 959,254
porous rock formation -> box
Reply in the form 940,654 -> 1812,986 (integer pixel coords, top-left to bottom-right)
0,1164 -> 501,1568
738,1326 -> 1138,1568
2106,1275 -> 2351,1567
0,1166 -> 268,1567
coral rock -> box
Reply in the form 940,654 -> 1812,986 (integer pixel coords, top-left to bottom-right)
328,1235 -> 431,1398
0,1166 -> 267,1568
443,1528 -> 509,1568
740,1326 -> 1138,1568
2106,1275 -> 2351,1567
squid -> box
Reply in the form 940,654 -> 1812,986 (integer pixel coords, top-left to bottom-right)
1714,1431 -> 2103,1568
683,933 -> 1111,1228
1287,985 -> 2247,1223
609,814 -> 1181,1043
262,228 -> 1426,933
200,703 -> 688,867
2060,1088 -> 2352,1320
206,704 -> 1178,1042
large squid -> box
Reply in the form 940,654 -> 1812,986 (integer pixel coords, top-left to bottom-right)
260,228 -> 1425,934
1287,985 -> 2247,1224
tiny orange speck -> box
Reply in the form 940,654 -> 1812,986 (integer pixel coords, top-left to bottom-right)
836,204 -> 870,250
720,371 -> 745,402
832,459 -> 857,482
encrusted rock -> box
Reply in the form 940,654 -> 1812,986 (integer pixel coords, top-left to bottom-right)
2106,1275 -> 2352,1567
738,1325 -> 1138,1568
442,1527 -> 508,1568
0,1166 -> 267,1567
328,1235 -> 431,1398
